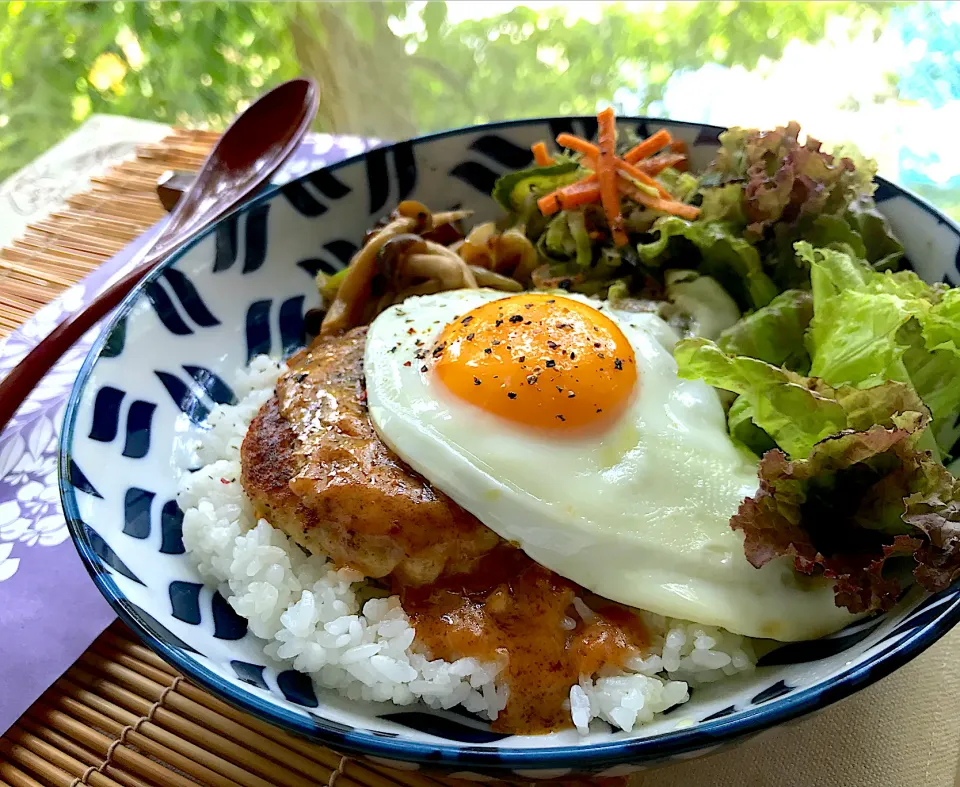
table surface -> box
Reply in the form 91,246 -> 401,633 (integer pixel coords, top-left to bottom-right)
1,114 -> 960,787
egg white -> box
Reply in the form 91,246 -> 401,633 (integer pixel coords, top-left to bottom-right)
364,288 -> 856,641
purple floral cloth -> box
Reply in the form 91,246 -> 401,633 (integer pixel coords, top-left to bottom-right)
0,134 -> 380,735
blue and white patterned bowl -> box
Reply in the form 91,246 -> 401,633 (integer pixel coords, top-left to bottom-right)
59,117 -> 960,779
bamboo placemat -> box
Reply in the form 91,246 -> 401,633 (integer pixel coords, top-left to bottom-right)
0,130 -> 480,787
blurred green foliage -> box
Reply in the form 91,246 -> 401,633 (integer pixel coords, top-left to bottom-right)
0,0 -> 898,183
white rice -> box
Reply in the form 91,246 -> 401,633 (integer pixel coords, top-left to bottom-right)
177,356 -> 757,734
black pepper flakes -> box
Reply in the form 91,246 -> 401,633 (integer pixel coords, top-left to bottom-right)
518,355 -> 526,362
596,408 -> 603,413
466,332 -> 475,341
461,315 -> 473,325
420,365 -> 428,373
547,341 -> 559,350
570,351 -> 576,360
594,342 -> 601,348
527,374 -> 538,385
556,414 -> 566,421
545,359 -> 556,368
293,372 -> 308,383
495,319 -> 503,327
492,339 -> 501,346
568,391 -> 576,398
508,392 -> 517,399
484,348 -> 492,354
509,314 -> 524,323
473,377 -> 482,386
388,346 -> 398,354
614,358 -> 623,370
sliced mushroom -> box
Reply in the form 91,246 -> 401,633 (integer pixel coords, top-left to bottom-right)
469,266 -> 524,292
377,234 -> 428,288
496,227 -> 538,284
321,216 -> 417,335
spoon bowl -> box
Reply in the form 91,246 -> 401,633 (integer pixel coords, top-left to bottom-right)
0,77 -> 319,431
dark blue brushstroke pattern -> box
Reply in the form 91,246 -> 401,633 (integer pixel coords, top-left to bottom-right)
324,239 -> 359,266
102,317 -> 127,358
122,487 -> 154,539
84,524 -> 144,585
68,459 -> 103,499
121,400 -> 156,459
241,204 -> 270,274
127,601 -> 200,653
162,268 -> 220,327
306,169 -> 351,199
182,366 -> 237,406
469,135 -> 533,168
89,386 -> 125,442
169,580 -> 203,625
214,214 -> 238,272
143,279 -> 192,335
160,500 -> 185,555
231,660 -> 269,690
156,371 -> 211,425
245,299 -> 272,362
699,705 -> 737,723
393,142 -> 417,200
751,680 -> 791,705
212,591 -> 248,640
281,181 -> 328,217
380,712 -> 508,744
449,162 -> 500,196
365,146 -> 390,215
277,670 -> 319,708
279,295 -> 305,356
757,619 -> 884,667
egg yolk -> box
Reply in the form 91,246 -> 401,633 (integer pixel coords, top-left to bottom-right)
431,294 -> 638,434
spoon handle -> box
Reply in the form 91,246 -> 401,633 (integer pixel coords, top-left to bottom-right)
0,77 -> 318,434
0,260 -> 153,428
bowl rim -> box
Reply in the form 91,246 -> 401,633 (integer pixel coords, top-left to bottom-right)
59,114 -> 960,771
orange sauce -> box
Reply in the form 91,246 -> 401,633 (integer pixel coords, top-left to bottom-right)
396,545 -> 650,734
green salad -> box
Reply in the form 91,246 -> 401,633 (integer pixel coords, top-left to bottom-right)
490,116 -> 960,615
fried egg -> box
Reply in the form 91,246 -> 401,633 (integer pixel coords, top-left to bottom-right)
364,289 -> 856,641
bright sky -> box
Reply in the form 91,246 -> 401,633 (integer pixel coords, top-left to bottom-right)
410,2 -> 956,184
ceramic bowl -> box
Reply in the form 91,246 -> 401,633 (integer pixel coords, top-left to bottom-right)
60,117 -> 960,780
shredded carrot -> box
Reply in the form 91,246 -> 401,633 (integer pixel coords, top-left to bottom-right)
555,133 -> 598,157
537,118 -> 695,221
619,180 -> 700,220
636,152 -> 688,176
537,192 -> 563,215
531,141 -> 555,166
615,157 -> 673,200
580,153 -> 672,201
623,129 -> 672,163
537,174 -> 597,212
596,107 -> 626,246
669,140 -> 689,172
557,178 -> 601,209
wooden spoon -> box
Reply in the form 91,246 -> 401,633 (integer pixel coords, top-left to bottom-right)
0,77 -> 320,432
